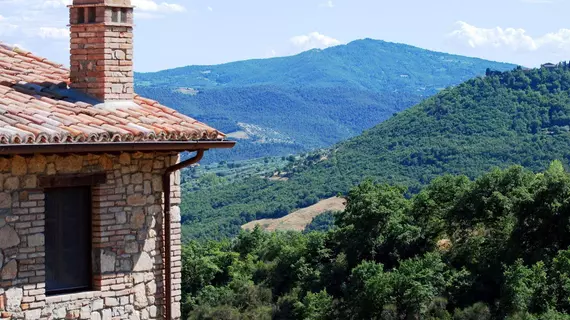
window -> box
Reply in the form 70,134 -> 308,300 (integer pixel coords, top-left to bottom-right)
77,8 -> 85,24
45,187 -> 92,295
120,8 -> 128,23
112,9 -> 119,23
87,7 -> 96,23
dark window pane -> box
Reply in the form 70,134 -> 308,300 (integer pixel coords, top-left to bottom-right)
120,9 -> 127,23
112,9 -> 119,23
45,187 -> 92,295
88,7 -> 96,23
77,8 -> 85,24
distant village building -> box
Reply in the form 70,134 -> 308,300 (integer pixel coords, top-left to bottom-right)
0,0 -> 234,319
541,63 -> 558,69
485,68 -> 504,77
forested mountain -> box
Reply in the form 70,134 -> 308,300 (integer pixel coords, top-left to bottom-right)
135,39 -> 514,163
182,163 -> 570,319
181,64 -> 570,240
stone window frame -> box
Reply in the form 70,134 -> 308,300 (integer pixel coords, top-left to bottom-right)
39,173 -> 108,299
90,182 -> 113,292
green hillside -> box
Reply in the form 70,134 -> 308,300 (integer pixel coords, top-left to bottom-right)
181,64 -> 570,241
135,39 -> 514,163
181,163 -> 570,319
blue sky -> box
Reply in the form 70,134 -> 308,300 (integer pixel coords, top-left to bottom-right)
1,0 -> 569,71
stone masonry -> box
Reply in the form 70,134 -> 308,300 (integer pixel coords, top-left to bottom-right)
69,0 -> 135,101
0,152 -> 182,320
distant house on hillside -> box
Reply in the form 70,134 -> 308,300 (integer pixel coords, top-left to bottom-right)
541,63 -> 557,69
0,1 -> 234,319
485,68 -> 504,77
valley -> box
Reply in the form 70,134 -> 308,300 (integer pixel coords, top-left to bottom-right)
136,39 -> 515,164
180,64 -> 570,241
178,63 -> 570,319
5,0 -> 568,317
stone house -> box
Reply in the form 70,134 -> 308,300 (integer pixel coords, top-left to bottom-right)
0,0 -> 235,319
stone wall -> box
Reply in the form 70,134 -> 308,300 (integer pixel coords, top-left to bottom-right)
0,152 -> 182,320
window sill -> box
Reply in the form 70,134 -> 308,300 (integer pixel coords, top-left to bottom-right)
45,291 -> 101,304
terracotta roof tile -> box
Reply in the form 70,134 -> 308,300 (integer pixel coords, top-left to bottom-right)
0,42 -> 225,145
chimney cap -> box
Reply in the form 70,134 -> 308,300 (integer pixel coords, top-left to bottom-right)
72,0 -> 132,6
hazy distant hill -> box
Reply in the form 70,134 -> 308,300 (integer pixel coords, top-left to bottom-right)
181,64 -> 570,240
135,39 -> 515,163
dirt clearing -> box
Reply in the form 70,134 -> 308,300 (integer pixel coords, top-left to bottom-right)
241,197 -> 346,232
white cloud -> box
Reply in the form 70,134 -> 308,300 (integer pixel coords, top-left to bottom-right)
0,0 -> 185,43
449,21 -> 538,51
446,21 -> 570,66
37,27 -> 69,39
0,15 -> 19,36
132,0 -> 186,12
290,32 -> 341,52
159,3 -> 185,12
207,6 -> 213,12
449,21 -> 570,52
41,0 -> 71,9
320,0 -> 335,8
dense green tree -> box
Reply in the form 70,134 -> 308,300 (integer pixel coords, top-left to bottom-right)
552,249 -> 570,312
304,212 -> 336,233
453,303 -> 491,320
296,290 -> 334,320
181,163 -> 570,319
334,181 -> 421,269
501,260 -> 550,315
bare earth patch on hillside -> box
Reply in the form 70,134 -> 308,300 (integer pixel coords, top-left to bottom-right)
268,176 -> 289,181
242,197 -> 346,232
268,172 -> 289,181
176,87 -> 199,95
226,131 -> 250,139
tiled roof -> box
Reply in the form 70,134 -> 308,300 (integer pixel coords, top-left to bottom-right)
0,42 -> 224,145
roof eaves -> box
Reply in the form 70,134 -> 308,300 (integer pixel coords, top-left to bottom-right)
0,140 -> 236,156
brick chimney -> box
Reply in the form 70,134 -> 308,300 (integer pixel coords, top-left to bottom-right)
69,0 -> 134,102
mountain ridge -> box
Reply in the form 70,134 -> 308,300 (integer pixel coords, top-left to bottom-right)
135,38 -> 516,163
180,64 -> 570,240
137,38 -> 513,81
